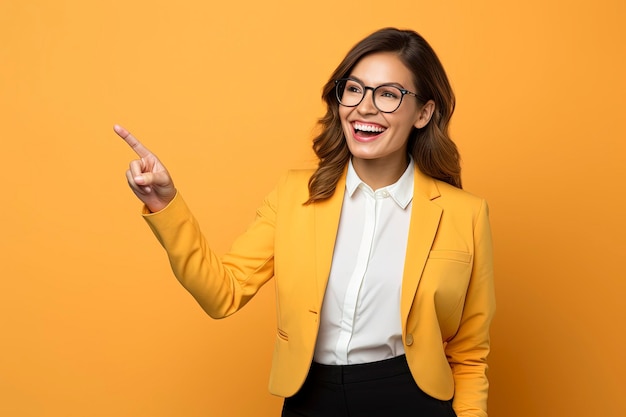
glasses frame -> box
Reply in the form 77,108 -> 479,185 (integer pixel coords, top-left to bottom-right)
334,78 -> 419,113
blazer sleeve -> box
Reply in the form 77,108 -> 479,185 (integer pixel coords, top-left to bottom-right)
446,199 -> 496,417
141,187 -> 278,319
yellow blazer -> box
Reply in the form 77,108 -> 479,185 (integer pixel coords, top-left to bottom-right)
143,166 -> 495,417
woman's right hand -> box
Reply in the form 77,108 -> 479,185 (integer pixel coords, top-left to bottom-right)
114,125 -> 177,213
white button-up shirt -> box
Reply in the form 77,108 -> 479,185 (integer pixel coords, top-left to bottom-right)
313,159 -> 414,365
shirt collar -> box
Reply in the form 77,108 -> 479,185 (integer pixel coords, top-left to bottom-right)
345,158 -> 415,209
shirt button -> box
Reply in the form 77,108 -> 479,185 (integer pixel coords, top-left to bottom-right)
405,333 -> 414,346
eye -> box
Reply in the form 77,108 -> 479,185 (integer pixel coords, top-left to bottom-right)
345,81 -> 363,95
377,87 -> 400,100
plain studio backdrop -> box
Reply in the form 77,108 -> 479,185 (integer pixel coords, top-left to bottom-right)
1,1 -> 624,416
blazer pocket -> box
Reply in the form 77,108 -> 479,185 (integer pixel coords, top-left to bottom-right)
422,250 -> 473,335
428,250 -> 472,264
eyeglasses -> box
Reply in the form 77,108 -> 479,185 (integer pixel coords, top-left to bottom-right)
334,78 -> 418,113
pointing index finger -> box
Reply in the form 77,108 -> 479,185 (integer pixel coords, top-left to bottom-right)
114,124 -> 152,158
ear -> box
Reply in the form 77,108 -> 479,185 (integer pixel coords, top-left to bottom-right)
413,100 -> 435,129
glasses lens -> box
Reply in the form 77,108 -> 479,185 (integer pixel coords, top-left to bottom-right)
336,79 -> 363,107
373,86 -> 402,113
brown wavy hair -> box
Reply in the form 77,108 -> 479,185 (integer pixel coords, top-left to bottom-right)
306,28 -> 461,204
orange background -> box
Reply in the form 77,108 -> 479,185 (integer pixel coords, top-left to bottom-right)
1,1 -> 625,416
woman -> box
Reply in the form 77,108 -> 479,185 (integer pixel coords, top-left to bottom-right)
116,28 -> 495,417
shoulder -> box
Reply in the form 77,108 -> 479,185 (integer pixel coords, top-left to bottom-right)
431,179 -> 489,219
438,180 -> 484,203
415,167 -> 486,210
263,169 -> 315,208
284,169 -> 315,183
274,169 -> 314,191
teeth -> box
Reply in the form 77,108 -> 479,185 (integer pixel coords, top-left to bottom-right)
354,122 -> 386,133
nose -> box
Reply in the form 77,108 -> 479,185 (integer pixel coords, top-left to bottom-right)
356,87 -> 378,114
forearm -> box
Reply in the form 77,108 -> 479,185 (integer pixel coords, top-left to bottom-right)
451,361 -> 490,417
448,199 -> 495,417
142,192 -> 275,318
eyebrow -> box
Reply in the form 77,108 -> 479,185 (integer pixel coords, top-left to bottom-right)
348,75 -> 407,90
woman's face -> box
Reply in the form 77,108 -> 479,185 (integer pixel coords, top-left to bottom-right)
339,52 -> 433,172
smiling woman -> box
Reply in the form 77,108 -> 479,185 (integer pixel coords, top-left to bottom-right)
307,29 -> 460,203
336,52 -> 435,190
116,27 -> 494,417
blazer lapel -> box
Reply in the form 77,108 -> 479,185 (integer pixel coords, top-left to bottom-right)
313,171 -> 347,307
309,167 -> 441,323
400,168 -> 442,329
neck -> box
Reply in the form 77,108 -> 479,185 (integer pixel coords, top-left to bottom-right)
351,155 -> 409,191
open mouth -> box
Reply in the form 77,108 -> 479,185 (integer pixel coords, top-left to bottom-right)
353,122 -> 387,138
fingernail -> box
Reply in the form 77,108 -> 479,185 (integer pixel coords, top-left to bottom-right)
134,175 -> 144,183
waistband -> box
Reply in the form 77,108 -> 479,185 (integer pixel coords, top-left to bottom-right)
309,355 -> 410,384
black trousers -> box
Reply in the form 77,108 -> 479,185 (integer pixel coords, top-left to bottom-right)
281,355 -> 457,417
